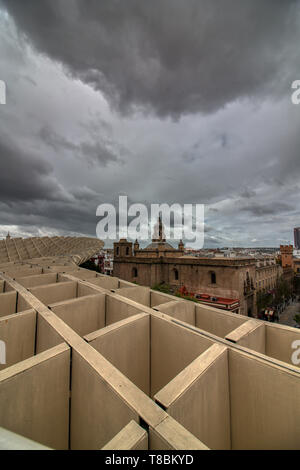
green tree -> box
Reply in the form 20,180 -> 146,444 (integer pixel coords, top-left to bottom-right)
80,259 -> 100,272
294,276 -> 300,294
152,283 -> 172,294
273,277 -> 292,306
256,291 -> 273,313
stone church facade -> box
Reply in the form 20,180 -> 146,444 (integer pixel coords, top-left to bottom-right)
113,218 -> 257,316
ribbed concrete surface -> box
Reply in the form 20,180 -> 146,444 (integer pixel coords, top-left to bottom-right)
0,236 -> 103,265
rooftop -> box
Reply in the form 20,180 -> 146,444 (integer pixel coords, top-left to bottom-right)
0,251 -> 299,449
144,241 -> 176,251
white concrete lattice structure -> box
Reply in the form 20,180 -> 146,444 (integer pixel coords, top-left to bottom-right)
0,236 -> 103,265
0,244 -> 299,449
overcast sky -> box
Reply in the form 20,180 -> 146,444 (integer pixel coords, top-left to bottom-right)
0,0 -> 300,248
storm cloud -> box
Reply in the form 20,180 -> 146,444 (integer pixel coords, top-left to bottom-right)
0,1 -> 299,246
0,131 -> 67,202
39,125 -> 122,167
1,0 -> 300,117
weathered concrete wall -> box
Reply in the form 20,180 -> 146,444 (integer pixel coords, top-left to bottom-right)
195,304 -> 247,338
1,265 -> 300,450
77,283 -> 99,297
22,281 -> 77,307
70,351 -> 139,450
85,314 -> 150,395
119,279 -> 136,288
102,420 -> 148,450
46,266 -> 80,273
57,273 -> 73,282
150,315 -> 214,396
265,323 -> 300,367
36,313 -> 65,354
49,294 -> 105,337
0,344 -> 70,450
155,344 -> 230,450
2,267 -> 43,279
0,290 -> 29,315
17,294 -> 31,313
115,286 -> 150,306
149,416 -> 209,450
89,276 -> 120,289
66,270 -> 97,280
0,280 -> 4,293
0,310 -> 36,370
105,296 -> 144,326
3,282 -> 14,292
15,273 -> 58,288
229,349 -> 300,449
0,291 -> 17,317
151,291 -> 174,307
155,300 -> 195,325
225,320 -> 266,355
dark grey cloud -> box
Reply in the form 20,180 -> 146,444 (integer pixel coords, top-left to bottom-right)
240,189 -> 256,199
0,2 -> 300,247
241,202 -> 294,217
0,191 -> 102,237
1,0 -> 299,117
0,131 -> 68,203
80,141 -> 121,167
39,125 -> 122,167
70,186 -> 102,202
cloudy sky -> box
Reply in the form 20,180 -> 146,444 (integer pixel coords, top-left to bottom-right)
0,0 -> 300,248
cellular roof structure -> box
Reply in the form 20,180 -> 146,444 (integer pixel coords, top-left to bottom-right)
0,235 -> 104,265
0,252 -> 299,449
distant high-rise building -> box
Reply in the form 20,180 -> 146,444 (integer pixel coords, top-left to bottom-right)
294,227 -> 300,249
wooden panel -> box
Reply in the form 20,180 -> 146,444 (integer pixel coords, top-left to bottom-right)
106,296 -> 144,326
85,314 -> 150,394
71,351 -> 139,449
27,281 -> 77,306
195,304 -> 247,338
156,300 -> 195,325
36,313 -> 65,354
0,344 -> 70,449
50,294 -> 105,337
102,420 -> 148,450
155,344 -> 230,450
151,315 -> 213,396
150,416 -> 209,450
0,310 -> 36,370
226,320 -> 265,355
0,291 -> 17,317
115,287 -> 150,306
15,273 -> 58,288
229,349 -> 300,449
266,323 -> 300,366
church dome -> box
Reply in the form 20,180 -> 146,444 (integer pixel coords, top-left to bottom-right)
144,241 -> 175,251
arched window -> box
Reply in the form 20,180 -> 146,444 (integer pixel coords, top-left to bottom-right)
211,272 -> 216,284
126,246 -> 129,256
173,268 -> 179,281
132,267 -> 138,278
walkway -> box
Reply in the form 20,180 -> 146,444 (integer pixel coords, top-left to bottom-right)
279,301 -> 300,328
